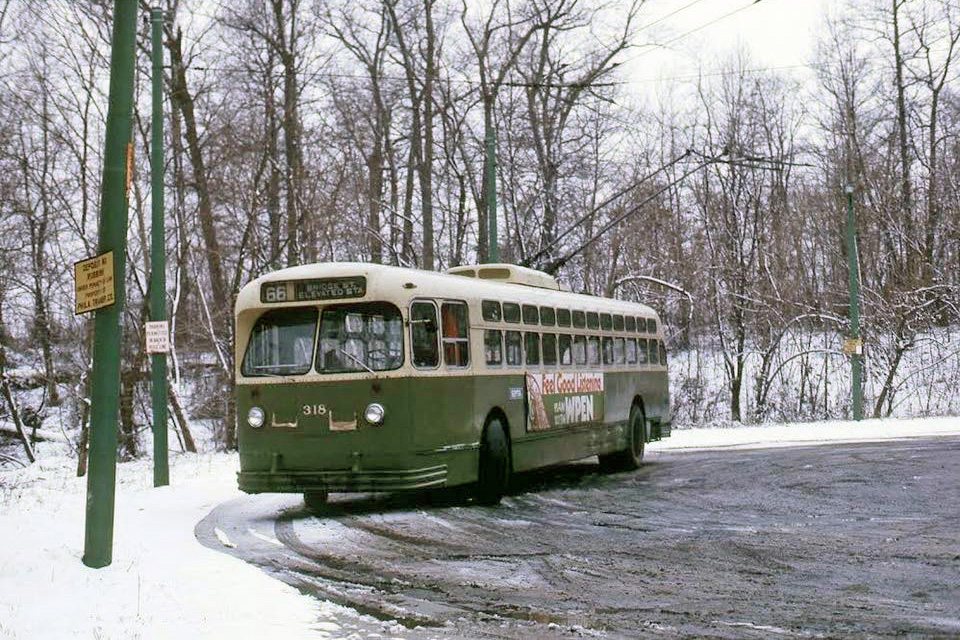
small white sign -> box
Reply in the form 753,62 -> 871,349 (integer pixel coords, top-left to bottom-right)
145,321 -> 170,354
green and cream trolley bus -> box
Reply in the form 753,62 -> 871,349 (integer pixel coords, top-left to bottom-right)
235,262 -> 670,506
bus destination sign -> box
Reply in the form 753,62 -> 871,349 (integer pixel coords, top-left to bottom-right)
261,276 -> 366,303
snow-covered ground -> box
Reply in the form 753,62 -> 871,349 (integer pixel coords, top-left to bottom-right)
1,416 -> 958,640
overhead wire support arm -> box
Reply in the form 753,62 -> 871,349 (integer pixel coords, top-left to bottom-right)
522,149 -> 695,271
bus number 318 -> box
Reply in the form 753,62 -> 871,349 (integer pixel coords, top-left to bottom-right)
302,404 -> 327,416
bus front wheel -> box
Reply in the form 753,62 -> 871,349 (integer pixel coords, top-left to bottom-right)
600,404 -> 645,472
477,418 -> 510,506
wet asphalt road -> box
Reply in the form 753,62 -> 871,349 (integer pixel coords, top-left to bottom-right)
197,436 -> 960,638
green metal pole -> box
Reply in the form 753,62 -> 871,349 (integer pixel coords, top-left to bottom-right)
83,0 -> 138,569
151,7 -> 169,487
484,115 -> 498,263
846,184 -> 863,421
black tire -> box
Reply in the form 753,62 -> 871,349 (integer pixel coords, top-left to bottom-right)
303,490 -> 329,511
476,418 -> 510,506
599,404 -> 645,472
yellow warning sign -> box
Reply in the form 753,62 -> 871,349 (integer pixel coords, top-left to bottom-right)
74,252 -> 116,314
842,337 -> 863,356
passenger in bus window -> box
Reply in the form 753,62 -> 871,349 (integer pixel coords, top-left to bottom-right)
602,337 -> 613,365
441,302 -> 469,367
505,331 -> 522,365
573,335 -> 587,364
485,330 -> 503,365
587,336 -> 600,365
559,335 -> 573,365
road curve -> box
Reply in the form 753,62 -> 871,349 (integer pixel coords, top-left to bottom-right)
197,436 -> 960,639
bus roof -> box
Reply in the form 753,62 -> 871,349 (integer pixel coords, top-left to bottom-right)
235,262 -> 658,318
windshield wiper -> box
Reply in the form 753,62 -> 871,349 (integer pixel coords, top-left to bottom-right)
247,366 -> 302,382
337,349 -> 377,376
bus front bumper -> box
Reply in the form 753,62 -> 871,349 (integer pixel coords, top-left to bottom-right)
237,463 -> 448,494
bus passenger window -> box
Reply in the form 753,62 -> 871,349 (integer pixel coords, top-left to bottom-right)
525,333 -> 541,365
573,335 -> 587,365
613,337 -> 625,364
410,301 -> 439,368
602,337 -> 613,365
572,310 -> 586,328
625,316 -> 637,332
441,302 -> 470,367
557,308 -> 572,327
540,307 -> 556,326
637,338 -> 648,364
503,303 -> 521,323
559,335 -> 573,365
522,305 -> 539,324
587,312 -> 600,330
636,317 -> 646,333
613,315 -> 625,331
481,300 -> 502,322
600,313 -> 612,331
587,336 -> 600,365
542,334 -> 557,366
505,331 -> 522,365
484,330 -> 503,365
648,339 -> 659,365
625,338 -> 637,364
647,318 -> 657,334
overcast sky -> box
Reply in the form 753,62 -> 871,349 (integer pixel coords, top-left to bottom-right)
626,0 -> 830,92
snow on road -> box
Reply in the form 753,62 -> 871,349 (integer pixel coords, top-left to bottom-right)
1,416 -> 958,639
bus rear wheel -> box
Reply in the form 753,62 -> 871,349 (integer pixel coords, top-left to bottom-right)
600,404 -> 645,472
303,490 -> 329,511
476,418 -> 510,506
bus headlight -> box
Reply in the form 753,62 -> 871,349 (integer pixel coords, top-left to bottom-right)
364,403 -> 386,426
247,406 -> 265,429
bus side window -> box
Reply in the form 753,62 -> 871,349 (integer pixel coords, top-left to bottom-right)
648,339 -> 659,365
410,301 -> 439,368
481,300 -> 502,322
525,332 -> 541,365
505,331 -> 522,365
587,336 -> 601,365
559,334 -> 573,365
484,330 -> 503,366
602,337 -> 613,365
637,338 -> 648,364
573,335 -> 587,365
625,338 -> 637,364
613,337 -> 625,364
542,334 -> 557,366
647,318 -> 657,334
441,301 -> 470,367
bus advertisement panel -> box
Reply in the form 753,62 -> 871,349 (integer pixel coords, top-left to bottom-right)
526,372 -> 605,431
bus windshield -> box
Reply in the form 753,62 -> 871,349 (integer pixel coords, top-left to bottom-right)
242,307 -> 318,377
316,302 -> 404,373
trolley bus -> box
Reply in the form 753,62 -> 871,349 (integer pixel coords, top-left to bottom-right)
234,262 -> 670,507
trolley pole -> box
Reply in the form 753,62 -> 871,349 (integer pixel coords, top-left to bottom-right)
83,0 -> 138,568
150,6 -> 169,487
484,113 -> 499,263
845,184 -> 864,421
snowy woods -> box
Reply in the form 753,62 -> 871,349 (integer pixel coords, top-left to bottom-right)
0,0 -> 959,463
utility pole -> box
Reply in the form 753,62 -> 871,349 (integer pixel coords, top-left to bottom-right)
150,6 -> 169,487
484,116 -> 498,263
83,0 -> 138,568
845,184 -> 863,421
